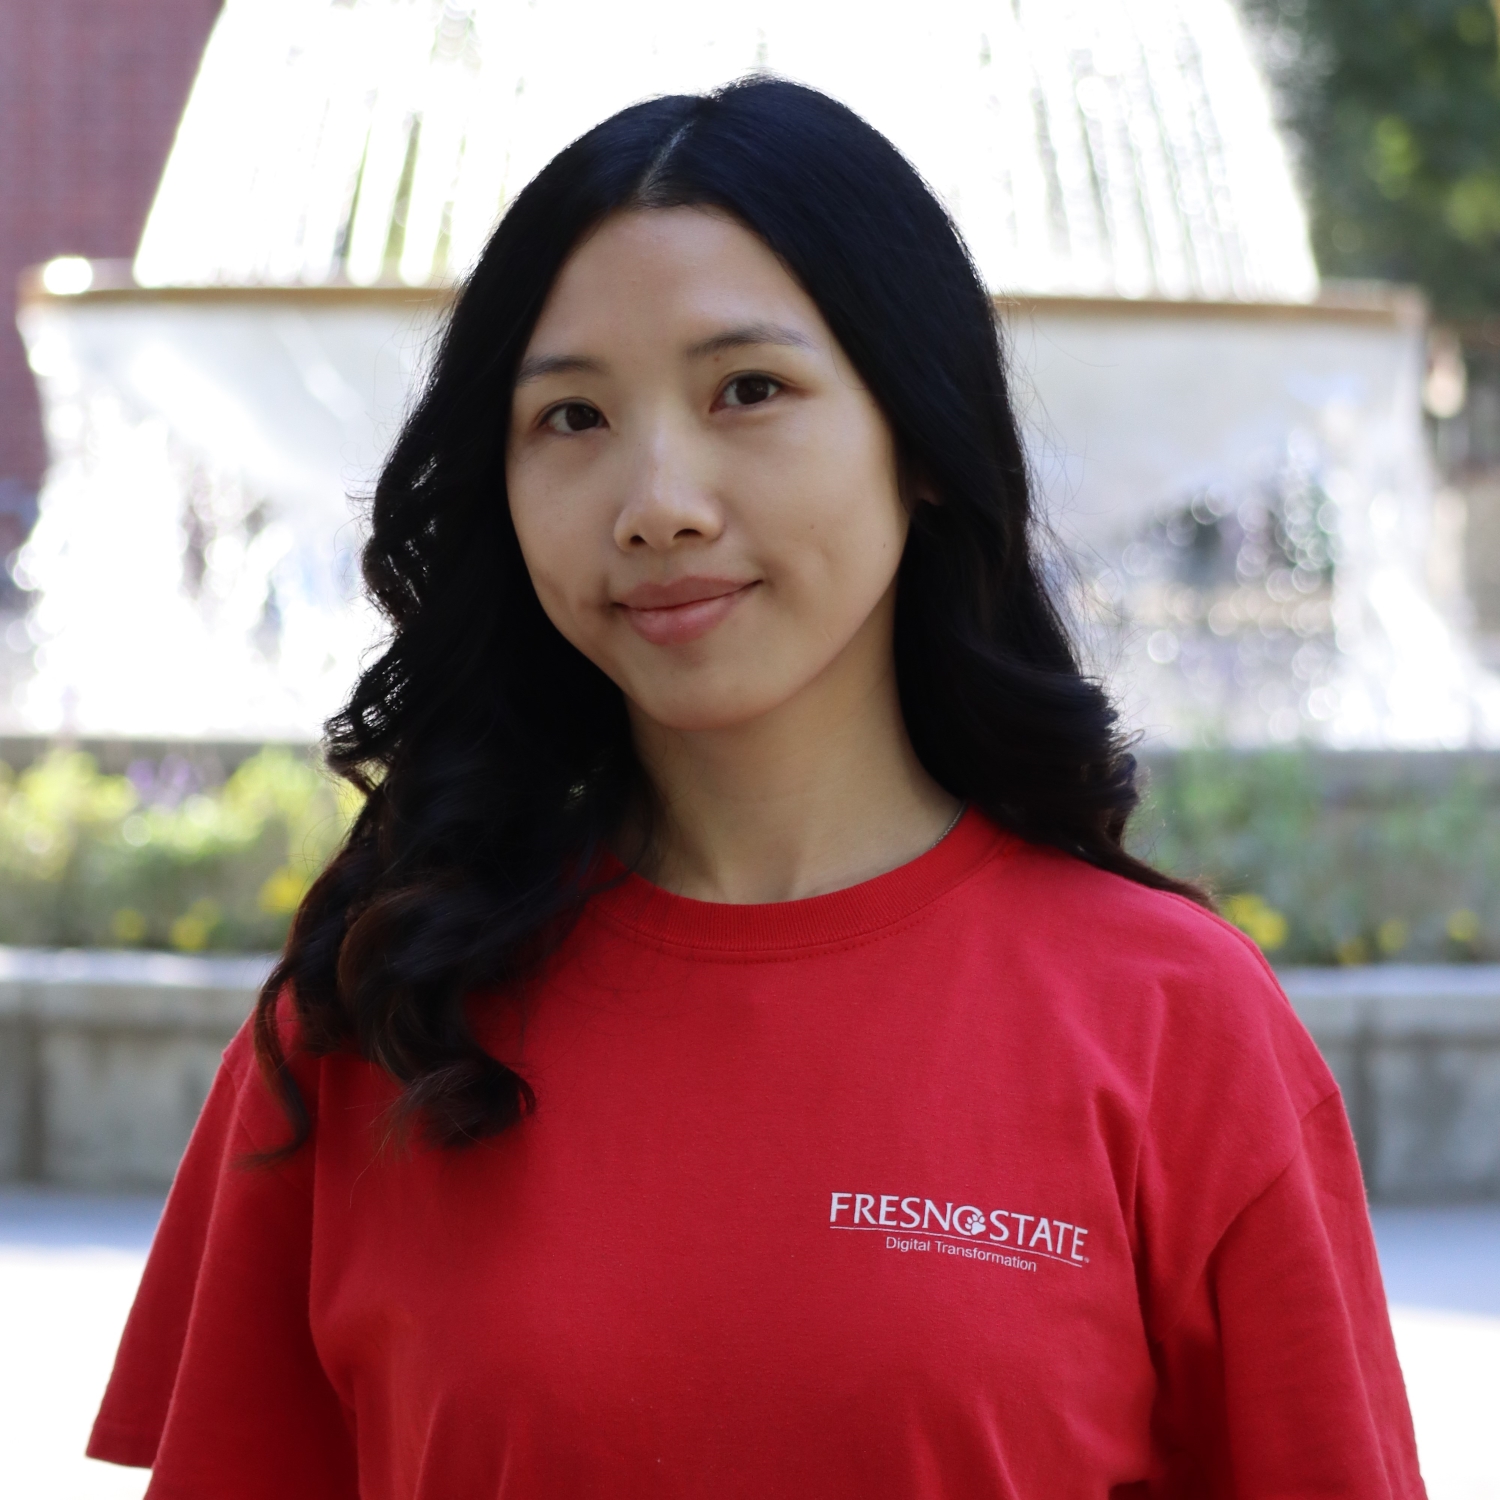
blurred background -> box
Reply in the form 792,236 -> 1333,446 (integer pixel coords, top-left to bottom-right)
0,1 -> 1498,1495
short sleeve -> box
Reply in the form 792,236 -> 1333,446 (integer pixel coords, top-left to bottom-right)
88,1022 -> 359,1499
1147,1091 -> 1426,1497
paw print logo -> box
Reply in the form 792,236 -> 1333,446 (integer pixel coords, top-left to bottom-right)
954,1206 -> 987,1237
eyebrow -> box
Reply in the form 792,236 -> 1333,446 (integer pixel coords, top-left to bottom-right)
513,352 -> 605,387
513,322 -> 817,387
684,322 -> 818,359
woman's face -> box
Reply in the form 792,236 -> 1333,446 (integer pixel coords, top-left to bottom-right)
506,206 -> 911,734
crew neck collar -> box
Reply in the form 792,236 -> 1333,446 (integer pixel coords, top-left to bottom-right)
587,808 -> 1012,957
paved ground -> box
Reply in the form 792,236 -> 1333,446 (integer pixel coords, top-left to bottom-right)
1,1190 -> 1497,1499
1367,1206 -> 1500,1499
0,1193 -> 160,1500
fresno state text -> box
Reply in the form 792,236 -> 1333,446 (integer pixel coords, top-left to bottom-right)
829,1191 -> 1089,1263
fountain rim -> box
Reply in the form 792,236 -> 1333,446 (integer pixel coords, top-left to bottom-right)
17,261 -> 1425,332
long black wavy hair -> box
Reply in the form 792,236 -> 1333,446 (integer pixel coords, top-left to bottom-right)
254,76 -> 1204,1153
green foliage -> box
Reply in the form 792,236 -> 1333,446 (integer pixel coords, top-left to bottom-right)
4,744 -> 1497,967
1131,750 -> 1500,964
1244,0 -> 1500,319
0,749 -> 358,952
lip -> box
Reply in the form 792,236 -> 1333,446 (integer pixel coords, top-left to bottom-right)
614,576 -> 759,646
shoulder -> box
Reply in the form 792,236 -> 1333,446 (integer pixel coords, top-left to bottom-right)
216,987 -> 388,1160
969,831 -> 1335,1115
986,831 -> 1273,982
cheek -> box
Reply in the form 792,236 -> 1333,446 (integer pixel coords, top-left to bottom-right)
771,426 -> 908,615
506,470 -> 599,641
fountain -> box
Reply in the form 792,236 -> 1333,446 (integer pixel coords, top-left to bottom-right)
12,0 -> 1498,745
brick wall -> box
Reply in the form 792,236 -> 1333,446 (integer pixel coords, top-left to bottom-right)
0,0 -> 221,577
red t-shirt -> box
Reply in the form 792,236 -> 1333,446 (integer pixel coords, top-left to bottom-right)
90,811 -> 1424,1497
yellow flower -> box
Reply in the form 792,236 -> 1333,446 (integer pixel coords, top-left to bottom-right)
169,899 -> 221,953
1222,893 -> 1288,952
1447,909 -> 1482,945
1336,936 -> 1369,966
1376,919 -> 1409,956
110,908 -> 147,944
258,865 -> 310,915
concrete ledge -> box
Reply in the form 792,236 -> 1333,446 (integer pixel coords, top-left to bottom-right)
2,949 -> 1499,1197
0,948 -> 270,1188
1284,964 -> 1500,1038
0,947 -> 272,1031
1283,966 -> 1500,1202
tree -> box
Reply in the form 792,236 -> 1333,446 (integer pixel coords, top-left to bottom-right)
1243,0 -> 1500,319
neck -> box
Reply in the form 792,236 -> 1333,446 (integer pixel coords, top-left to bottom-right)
626,630 -> 960,905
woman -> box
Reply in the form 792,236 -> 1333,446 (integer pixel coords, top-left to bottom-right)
91,79 -> 1423,1497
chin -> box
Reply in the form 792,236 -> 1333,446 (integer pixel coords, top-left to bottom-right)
628,679 -> 798,735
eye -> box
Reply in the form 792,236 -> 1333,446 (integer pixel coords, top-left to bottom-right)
541,401 -> 604,434
718,374 -> 781,409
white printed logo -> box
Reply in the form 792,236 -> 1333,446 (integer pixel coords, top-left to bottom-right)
828,1190 -> 1090,1271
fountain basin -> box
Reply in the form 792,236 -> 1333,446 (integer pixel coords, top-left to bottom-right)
1011,286 -> 1497,745
15,268 -> 1490,745
13,269 -> 443,740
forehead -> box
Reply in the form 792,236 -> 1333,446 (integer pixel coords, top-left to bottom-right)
525,206 -> 825,349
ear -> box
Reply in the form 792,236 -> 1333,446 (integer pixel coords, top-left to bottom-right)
898,459 -> 940,511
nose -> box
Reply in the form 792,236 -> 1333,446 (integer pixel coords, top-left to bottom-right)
612,420 -> 724,553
